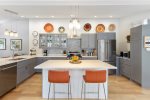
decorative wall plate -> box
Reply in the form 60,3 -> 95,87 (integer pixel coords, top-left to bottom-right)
84,23 -> 92,32
108,24 -> 116,31
58,26 -> 65,33
96,24 -> 105,32
33,39 -> 38,46
44,23 -> 54,32
32,31 -> 38,37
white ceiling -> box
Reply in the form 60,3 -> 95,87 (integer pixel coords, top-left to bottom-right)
0,0 -> 150,5
0,0 -> 150,19
0,5 -> 150,19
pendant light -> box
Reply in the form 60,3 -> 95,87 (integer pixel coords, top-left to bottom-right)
4,29 -> 9,35
69,5 -> 80,37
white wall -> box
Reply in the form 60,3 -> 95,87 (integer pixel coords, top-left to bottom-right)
0,19 -> 29,57
29,18 -> 120,54
119,11 -> 150,52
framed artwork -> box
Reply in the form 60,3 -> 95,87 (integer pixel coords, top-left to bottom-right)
0,38 -> 6,50
10,39 -> 22,50
144,36 -> 150,48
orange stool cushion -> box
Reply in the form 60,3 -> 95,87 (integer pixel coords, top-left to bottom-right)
48,70 -> 70,83
83,70 -> 106,83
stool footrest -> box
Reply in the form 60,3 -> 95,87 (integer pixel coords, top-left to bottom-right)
84,92 -> 99,94
55,92 -> 71,94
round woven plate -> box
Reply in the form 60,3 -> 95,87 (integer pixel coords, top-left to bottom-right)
84,23 -> 92,32
108,24 -> 116,31
58,26 -> 65,33
44,23 -> 54,32
96,24 -> 105,32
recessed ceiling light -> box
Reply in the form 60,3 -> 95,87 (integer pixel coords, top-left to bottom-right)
70,14 -> 75,17
94,16 -> 97,18
51,16 -> 54,18
20,16 -> 25,18
35,16 -> 39,18
109,16 -> 113,18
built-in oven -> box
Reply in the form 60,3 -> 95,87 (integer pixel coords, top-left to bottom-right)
0,63 -> 17,96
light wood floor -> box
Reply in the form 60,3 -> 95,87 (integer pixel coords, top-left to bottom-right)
1,73 -> 150,100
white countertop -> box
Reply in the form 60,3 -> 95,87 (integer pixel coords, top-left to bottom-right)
35,60 -> 116,70
0,55 -> 97,66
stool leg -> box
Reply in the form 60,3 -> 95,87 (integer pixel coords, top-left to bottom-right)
68,83 -> 70,100
84,83 -> 86,100
81,80 -> 84,99
103,83 -> 106,100
69,82 -> 72,99
98,83 -> 100,100
53,84 -> 55,100
48,83 -> 51,100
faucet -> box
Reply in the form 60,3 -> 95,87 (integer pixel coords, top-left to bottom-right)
12,49 -> 15,59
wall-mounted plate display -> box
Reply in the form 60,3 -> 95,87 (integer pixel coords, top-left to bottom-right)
58,26 -> 65,33
0,38 -> 6,50
32,31 -> 38,37
96,24 -> 105,32
44,23 -> 54,32
33,39 -> 38,46
84,23 -> 91,32
108,24 -> 116,31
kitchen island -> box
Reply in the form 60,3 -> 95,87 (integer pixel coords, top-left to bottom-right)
35,60 -> 116,99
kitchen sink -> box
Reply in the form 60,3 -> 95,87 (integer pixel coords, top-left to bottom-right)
9,58 -> 26,61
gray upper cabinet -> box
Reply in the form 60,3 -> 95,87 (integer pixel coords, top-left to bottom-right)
81,33 -> 96,49
97,32 -> 116,40
67,38 -> 81,51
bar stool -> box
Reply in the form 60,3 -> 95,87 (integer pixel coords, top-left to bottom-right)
81,70 -> 106,100
48,70 -> 72,100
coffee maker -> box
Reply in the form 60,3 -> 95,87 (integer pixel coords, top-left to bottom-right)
43,50 -> 48,56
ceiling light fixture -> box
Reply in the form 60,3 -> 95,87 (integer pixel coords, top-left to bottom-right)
94,16 -> 97,18
69,5 -> 81,37
109,16 -> 113,18
20,16 -> 25,18
35,16 -> 39,18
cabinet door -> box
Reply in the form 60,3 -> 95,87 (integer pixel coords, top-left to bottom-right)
39,34 -> 48,48
81,34 -> 89,49
88,34 -> 96,49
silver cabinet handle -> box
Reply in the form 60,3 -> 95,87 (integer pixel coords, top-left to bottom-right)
1,65 -> 16,71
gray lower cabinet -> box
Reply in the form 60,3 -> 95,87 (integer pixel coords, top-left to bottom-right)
17,58 -> 36,84
119,57 -> 131,79
82,57 -> 97,60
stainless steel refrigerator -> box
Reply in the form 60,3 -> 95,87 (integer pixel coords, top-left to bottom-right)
98,40 -> 116,66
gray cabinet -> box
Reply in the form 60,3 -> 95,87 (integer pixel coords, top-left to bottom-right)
82,56 -> 97,60
81,33 -> 96,49
67,38 -> 81,51
39,34 -> 67,49
97,32 -> 116,40
119,58 -> 131,78
130,24 -> 150,88
17,58 -> 36,84
39,34 -> 47,49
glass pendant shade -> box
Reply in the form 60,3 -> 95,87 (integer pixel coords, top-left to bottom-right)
9,31 -> 14,36
14,32 -> 18,37
4,29 -> 9,35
